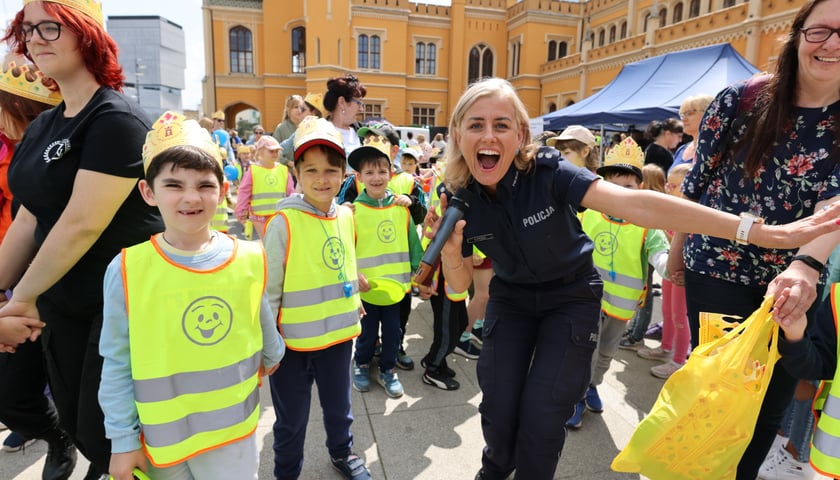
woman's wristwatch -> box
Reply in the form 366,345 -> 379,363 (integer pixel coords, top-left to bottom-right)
791,255 -> 825,274
735,212 -> 763,245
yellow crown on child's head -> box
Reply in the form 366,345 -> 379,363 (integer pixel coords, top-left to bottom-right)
24,0 -> 104,27
348,135 -> 393,172
293,116 -> 345,161
0,58 -> 61,106
142,111 -> 223,172
597,137 -> 644,181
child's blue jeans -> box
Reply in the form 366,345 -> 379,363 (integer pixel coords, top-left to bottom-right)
355,301 -> 401,372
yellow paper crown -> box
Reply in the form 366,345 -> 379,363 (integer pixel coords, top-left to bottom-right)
362,135 -> 392,157
0,60 -> 61,106
293,116 -> 345,161
142,111 -> 223,172
24,0 -> 104,27
604,137 -> 644,170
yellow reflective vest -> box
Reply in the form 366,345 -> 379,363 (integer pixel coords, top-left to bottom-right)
388,172 -> 416,196
272,207 -> 362,350
810,284 -> 840,476
421,187 -> 468,302
250,163 -> 289,217
580,210 -> 647,320
123,236 -> 265,467
354,202 -> 412,293
211,196 -> 229,232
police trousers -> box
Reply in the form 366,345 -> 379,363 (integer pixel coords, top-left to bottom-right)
477,272 -> 602,480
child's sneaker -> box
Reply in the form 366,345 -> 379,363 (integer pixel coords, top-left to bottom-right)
565,401 -> 585,429
471,321 -> 484,346
2,432 -> 36,452
378,369 -> 404,398
637,346 -> 672,361
330,452 -> 372,480
644,322 -> 663,340
757,445 -> 808,480
454,339 -> 481,359
396,348 -> 414,370
352,363 -> 370,392
584,385 -> 603,413
422,368 -> 460,390
420,358 -> 456,377
618,337 -> 644,351
650,360 -> 683,379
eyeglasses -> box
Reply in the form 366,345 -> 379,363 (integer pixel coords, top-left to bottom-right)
351,98 -> 364,107
679,109 -> 698,118
800,27 -> 840,43
18,21 -> 62,42
254,130 -> 264,135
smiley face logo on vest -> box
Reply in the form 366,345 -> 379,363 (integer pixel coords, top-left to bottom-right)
264,173 -> 278,186
593,231 -> 618,258
182,296 -> 233,346
322,236 -> 346,270
377,219 -> 396,244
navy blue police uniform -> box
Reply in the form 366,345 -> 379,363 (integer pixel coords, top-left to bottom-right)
455,146 -> 602,480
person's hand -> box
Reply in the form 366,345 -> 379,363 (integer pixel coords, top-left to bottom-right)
263,362 -> 280,376
417,283 -> 435,299
773,309 -> 807,343
0,316 -> 45,350
358,273 -> 370,293
767,262 -> 820,323
342,202 -> 355,213
423,193 -> 466,260
394,194 -> 412,207
108,450 -> 148,480
758,202 -> 840,249
472,253 -> 484,266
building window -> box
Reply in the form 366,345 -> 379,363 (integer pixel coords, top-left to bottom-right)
659,8 -> 667,27
468,43 -> 493,84
673,3 -> 683,23
412,107 -> 436,126
609,25 -> 616,43
359,103 -> 383,122
358,34 -> 381,70
598,29 -> 605,47
689,0 -> 700,18
291,26 -> 305,73
547,40 -> 557,61
723,0 -> 736,6
229,26 -> 253,73
510,40 -> 520,77
415,42 -> 436,75
548,102 -> 557,113
643,13 -> 651,32
558,41 -> 567,58
620,21 -> 627,39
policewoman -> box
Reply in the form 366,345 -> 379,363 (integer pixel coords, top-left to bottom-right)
425,77 -> 840,480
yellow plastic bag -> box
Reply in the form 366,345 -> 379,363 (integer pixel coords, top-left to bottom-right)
612,296 -> 780,480
699,311 -> 742,345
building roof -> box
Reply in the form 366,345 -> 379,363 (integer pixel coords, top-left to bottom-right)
204,0 -> 262,8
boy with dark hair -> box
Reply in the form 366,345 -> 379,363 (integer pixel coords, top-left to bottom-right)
99,112 -> 285,480
348,136 -> 423,398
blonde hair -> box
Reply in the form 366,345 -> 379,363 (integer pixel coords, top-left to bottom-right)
283,94 -> 303,122
444,78 -> 533,190
642,164 -> 666,193
680,94 -> 714,118
554,138 -> 600,172
666,163 -> 692,197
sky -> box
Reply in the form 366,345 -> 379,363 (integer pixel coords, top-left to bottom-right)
0,0 -> 452,111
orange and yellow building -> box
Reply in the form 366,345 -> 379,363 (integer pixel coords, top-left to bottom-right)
202,0 -> 803,130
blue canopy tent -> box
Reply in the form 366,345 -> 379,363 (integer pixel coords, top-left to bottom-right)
541,43 -> 759,132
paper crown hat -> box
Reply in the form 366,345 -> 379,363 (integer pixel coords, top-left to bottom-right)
142,111 -> 223,172
24,0 -> 104,27
597,137 -> 644,181
0,56 -> 61,106
348,135 -> 392,172
211,110 -> 225,121
293,116 -> 345,161
303,92 -> 324,115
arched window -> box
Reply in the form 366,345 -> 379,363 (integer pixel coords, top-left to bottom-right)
723,0 -> 736,6
426,44 -> 436,75
659,8 -> 667,27
548,40 -> 557,61
689,0 -> 700,18
673,3 -> 683,23
558,41 -> 568,58
415,43 -> 426,74
468,43 -> 493,84
598,28 -> 605,47
548,102 -> 557,113
291,26 -> 305,73
358,34 -> 369,69
229,26 -> 253,73
358,34 -> 381,70
643,12 -> 651,32
609,25 -> 616,43
620,21 -> 627,39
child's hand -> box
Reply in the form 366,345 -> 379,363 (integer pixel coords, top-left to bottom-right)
417,283 -> 436,299
358,273 -> 370,293
772,289 -> 807,342
263,362 -> 280,376
108,450 -> 148,480
394,194 -> 412,207
0,316 -> 45,348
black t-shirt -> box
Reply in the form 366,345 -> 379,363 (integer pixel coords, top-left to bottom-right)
9,87 -> 163,307
455,147 -> 598,285
644,143 -> 674,172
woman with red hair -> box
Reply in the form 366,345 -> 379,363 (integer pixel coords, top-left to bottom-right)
0,2 -> 163,479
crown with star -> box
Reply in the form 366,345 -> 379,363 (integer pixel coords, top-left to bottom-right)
23,0 -> 104,27
142,111 -> 223,172
0,58 -> 61,106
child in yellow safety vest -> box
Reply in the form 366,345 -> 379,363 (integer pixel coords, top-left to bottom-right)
98,112 -> 285,480
566,137 -> 670,430
262,116 -> 372,480
348,136 -> 423,398
235,135 -> 294,239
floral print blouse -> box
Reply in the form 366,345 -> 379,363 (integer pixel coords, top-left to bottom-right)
682,81 -> 840,286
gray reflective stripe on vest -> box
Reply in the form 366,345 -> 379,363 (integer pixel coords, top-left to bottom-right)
593,265 -> 645,290
283,280 -> 360,308
357,252 -> 410,270
251,193 -> 285,214
381,272 -> 411,285
142,384 -> 260,448
601,290 -> 642,311
282,310 -> 359,339
133,351 -> 261,403
814,393 -> 840,457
